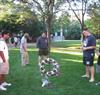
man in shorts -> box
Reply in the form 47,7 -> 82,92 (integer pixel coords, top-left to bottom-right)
0,30 -> 11,91
36,32 -> 49,87
81,28 -> 96,82
36,32 -> 48,64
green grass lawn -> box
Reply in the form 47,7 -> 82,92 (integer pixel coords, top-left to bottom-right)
51,40 -> 81,48
0,40 -> 100,95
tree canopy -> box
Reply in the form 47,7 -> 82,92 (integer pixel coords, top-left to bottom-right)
0,0 -> 99,40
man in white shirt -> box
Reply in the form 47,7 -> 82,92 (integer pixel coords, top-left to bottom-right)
20,32 -> 29,66
0,30 -> 11,91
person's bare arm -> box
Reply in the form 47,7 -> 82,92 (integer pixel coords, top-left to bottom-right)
0,51 -> 6,62
82,46 -> 96,51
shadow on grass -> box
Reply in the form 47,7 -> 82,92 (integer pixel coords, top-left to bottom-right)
1,49 -> 99,95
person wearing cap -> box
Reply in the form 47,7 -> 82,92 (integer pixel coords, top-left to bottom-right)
0,30 -> 11,91
20,32 -> 29,66
81,28 -> 96,82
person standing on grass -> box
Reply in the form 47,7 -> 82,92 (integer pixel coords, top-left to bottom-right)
95,46 -> 100,85
20,32 -> 29,66
36,32 -> 49,87
36,32 -> 49,64
0,30 -> 11,91
81,28 -> 96,82
96,46 -> 100,72
96,38 -> 100,66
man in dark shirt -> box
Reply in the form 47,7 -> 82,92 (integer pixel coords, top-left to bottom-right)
36,32 -> 49,87
36,32 -> 48,63
81,28 -> 96,82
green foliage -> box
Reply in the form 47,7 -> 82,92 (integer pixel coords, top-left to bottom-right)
51,40 -> 81,48
65,21 -> 81,40
85,17 -> 100,38
85,0 -> 100,37
52,13 -> 70,33
65,0 -> 92,30
0,2 -> 43,38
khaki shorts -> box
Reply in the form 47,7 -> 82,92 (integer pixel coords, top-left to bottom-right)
0,61 -> 9,74
21,52 -> 29,65
39,49 -> 48,56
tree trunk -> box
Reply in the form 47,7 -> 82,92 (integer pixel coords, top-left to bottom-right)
45,0 -> 54,56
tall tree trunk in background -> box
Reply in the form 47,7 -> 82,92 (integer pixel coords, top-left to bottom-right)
66,0 -> 88,31
45,0 -> 54,56
19,0 -> 55,55
81,0 -> 84,31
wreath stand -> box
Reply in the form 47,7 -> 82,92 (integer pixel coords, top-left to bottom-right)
39,58 -> 60,87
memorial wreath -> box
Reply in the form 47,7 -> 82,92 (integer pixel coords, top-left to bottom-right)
39,58 -> 60,76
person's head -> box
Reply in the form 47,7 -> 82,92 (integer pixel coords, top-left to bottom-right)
1,30 -> 10,40
41,32 -> 47,38
82,28 -> 90,37
24,32 -> 29,38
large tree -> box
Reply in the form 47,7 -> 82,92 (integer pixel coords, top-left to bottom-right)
0,1 -> 42,38
17,0 -> 66,54
52,12 -> 70,34
64,0 -> 96,31
85,0 -> 100,37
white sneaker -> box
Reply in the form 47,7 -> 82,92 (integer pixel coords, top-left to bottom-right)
89,79 -> 94,82
81,74 -> 89,78
0,85 -> 7,91
42,80 -> 49,87
2,82 -> 11,87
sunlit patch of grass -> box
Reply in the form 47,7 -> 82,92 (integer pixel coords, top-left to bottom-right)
9,48 -> 37,51
62,58 -> 82,63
